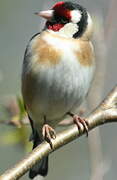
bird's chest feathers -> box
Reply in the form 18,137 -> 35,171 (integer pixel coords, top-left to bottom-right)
26,32 -> 95,102
30,31 -> 94,69
27,32 -> 95,100
23,32 -> 95,121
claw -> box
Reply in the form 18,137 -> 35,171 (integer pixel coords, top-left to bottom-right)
74,115 -> 89,136
68,112 -> 89,136
42,124 -> 56,148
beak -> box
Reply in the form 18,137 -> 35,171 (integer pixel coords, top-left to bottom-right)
34,10 -> 54,20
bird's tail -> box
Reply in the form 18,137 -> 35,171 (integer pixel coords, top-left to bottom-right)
29,129 -> 48,179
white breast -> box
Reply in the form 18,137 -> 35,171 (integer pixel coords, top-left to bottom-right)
22,32 -> 95,128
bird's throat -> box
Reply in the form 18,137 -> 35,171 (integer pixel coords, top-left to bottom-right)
46,21 -> 64,31
46,22 -> 79,38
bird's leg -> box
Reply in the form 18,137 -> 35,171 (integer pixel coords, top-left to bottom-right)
59,108 -> 85,127
42,124 -> 56,140
67,112 -> 89,136
42,122 -> 56,148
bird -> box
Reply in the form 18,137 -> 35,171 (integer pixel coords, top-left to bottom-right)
21,1 -> 95,179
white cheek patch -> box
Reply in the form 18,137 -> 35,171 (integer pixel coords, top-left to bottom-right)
71,10 -> 82,23
58,23 -> 78,38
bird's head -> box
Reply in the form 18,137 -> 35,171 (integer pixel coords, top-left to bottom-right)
36,1 -> 93,39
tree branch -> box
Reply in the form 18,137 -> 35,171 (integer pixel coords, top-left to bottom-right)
0,85 -> 117,180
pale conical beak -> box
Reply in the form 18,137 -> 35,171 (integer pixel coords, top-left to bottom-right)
35,10 -> 54,20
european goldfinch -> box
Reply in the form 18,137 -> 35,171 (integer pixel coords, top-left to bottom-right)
22,1 -> 95,179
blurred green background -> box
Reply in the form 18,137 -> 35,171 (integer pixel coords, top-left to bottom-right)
0,0 -> 117,180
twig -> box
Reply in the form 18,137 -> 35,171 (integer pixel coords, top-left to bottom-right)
0,85 -> 117,180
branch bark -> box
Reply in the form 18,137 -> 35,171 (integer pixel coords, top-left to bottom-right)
0,85 -> 117,180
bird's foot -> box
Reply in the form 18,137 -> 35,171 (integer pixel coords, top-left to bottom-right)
42,124 -> 56,148
68,112 -> 89,136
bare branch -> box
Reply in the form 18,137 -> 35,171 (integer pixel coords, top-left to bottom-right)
0,85 -> 117,180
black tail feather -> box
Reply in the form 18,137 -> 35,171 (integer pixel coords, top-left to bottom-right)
29,156 -> 48,179
28,116 -> 48,179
